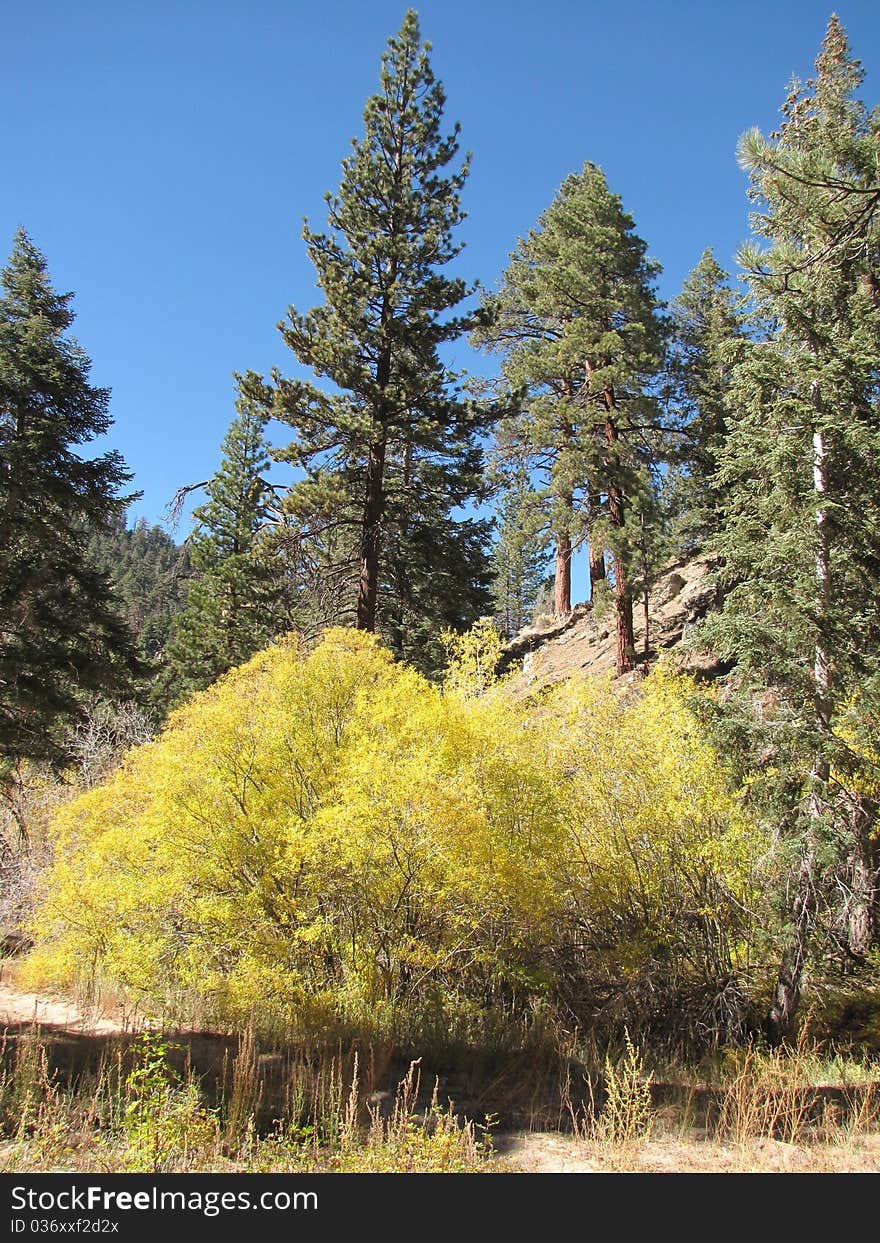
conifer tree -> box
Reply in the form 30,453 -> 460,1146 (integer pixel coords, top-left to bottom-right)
167,382 -> 280,698
490,466 -> 551,638
264,11 -> 491,658
702,17 -> 880,1035
665,249 -> 746,551
0,230 -> 138,769
474,163 -> 665,671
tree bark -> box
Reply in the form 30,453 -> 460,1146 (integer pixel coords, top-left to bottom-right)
356,438 -> 386,631
554,527 -> 572,616
611,510 -> 635,673
587,486 -> 605,592
768,839 -> 816,1041
604,399 -> 634,674
554,413 -> 574,616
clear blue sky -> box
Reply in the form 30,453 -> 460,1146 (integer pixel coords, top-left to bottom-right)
3,1 -> 879,543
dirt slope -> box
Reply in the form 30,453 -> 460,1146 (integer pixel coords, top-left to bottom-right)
502,553 -> 723,696
0,967 -> 130,1036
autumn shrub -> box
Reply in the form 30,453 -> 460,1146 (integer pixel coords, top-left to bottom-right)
546,668 -> 762,1047
24,629 -> 761,1049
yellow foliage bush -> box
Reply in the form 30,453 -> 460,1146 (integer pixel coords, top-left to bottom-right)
25,630 -> 760,1042
547,669 -> 760,1034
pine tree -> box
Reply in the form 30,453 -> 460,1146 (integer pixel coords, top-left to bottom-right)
665,249 -> 746,552
702,17 -> 880,1036
490,466 -> 551,638
265,11 -> 491,661
0,230 -> 138,769
474,163 -> 665,671
166,382 -> 280,698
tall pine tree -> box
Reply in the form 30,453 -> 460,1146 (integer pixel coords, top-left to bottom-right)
474,163 -> 665,671
264,11 -> 492,664
0,230 -> 138,770
702,17 -> 880,1036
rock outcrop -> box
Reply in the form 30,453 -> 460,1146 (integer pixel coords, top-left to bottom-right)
502,553 -> 725,696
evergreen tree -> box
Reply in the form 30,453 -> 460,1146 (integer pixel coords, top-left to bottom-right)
262,11 -> 491,661
380,443 -> 494,672
490,466 -> 551,638
166,382 -> 280,698
0,229 -> 138,769
665,249 -> 746,551
702,17 -> 880,1036
474,163 -> 665,671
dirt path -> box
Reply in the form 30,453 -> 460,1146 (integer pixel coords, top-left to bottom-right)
0,972 -> 130,1036
494,1130 -> 880,1172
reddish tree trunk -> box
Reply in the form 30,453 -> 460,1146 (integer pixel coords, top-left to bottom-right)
611,538 -> 635,673
554,411 -> 574,616
554,529 -> 572,616
604,400 -> 634,674
587,487 -> 605,592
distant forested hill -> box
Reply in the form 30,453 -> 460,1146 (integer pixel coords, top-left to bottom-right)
87,515 -> 190,708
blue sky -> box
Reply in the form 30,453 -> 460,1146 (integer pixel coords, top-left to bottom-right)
3,1 -> 879,559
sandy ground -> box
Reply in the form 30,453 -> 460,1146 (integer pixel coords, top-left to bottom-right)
0,964 -> 130,1036
0,981 -> 125,1034
494,1130 -> 880,1173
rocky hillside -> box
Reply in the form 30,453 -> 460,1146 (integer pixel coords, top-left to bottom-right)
503,553 -> 724,696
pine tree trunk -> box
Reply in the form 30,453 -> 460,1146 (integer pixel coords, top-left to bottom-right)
611,536 -> 635,674
769,417 -> 829,1040
604,403 -> 634,674
587,486 -> 605,590
356,438 -> 386,631
554,414 -> 574,617
384,431 -> 413,655
554,529 -> 572,616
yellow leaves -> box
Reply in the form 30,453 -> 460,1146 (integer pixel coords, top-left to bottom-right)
27,630 -> 761,1027
441,617 -> 504,697
541,666 -> 760,970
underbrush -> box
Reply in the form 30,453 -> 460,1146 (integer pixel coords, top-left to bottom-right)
0,1028 -> 491,1173
2,1016 -> 880,1174
557,1027 -> 880,1170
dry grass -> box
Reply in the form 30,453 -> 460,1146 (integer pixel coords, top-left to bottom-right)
0,1027 -> 491,1174
534,1027 -> 880,1172
1,990 -> 879,1174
